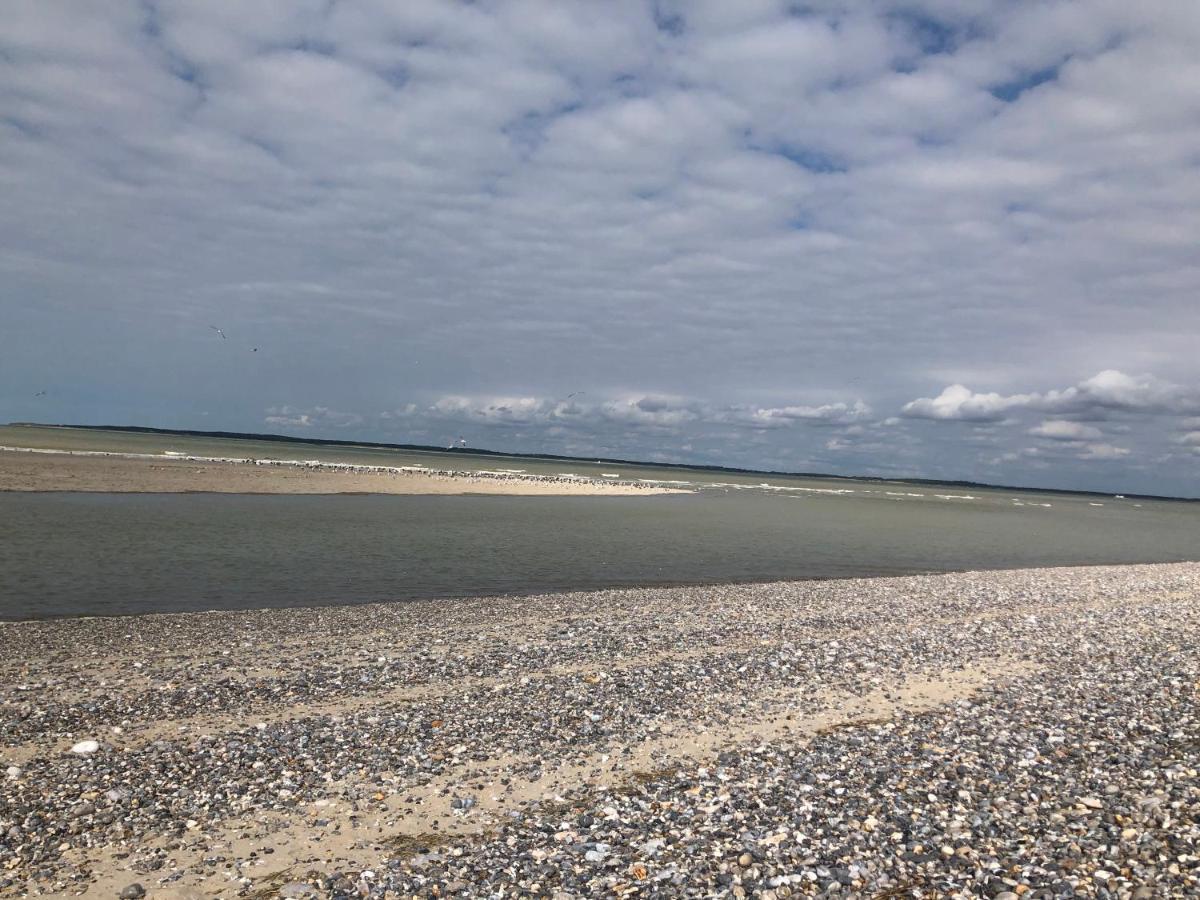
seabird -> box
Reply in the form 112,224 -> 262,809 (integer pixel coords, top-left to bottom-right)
209,326 -> 226,340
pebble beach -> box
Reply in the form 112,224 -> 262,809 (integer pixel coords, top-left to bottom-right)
2,563 -> 1198,898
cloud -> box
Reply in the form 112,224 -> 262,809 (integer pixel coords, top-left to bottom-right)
904,370 -> 1199,422
747,400 -> 872,427
599,395 -> 703,429
4,2 -> 1200,494
901,384 -> 1026,422
264,406 -> 362,429
1173,431 -> 1200,460
1029,419 -> 1103,441
408,392 -> 870,433
1077,442 -> 1131,461
413,393 -> 705,430
427,396 -> 555,427
1048,370 -> 1200,418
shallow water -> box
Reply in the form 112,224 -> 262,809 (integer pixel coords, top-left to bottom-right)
3,486 -> 1198,619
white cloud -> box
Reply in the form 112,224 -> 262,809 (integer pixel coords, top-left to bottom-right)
904,370 -> 1199,422
409,392 -> 870,433
1029,419 -> 1102,441
264,406 -> 363,429
4,2 -> 1200,494
747,400 -> 871,427
264,410 -> 313,428
901,384 -> 1029,422
1077,442 -> 1131,461
1050,370 -> 1199,417
428,396 -> 554,427
599,395 -> 702,429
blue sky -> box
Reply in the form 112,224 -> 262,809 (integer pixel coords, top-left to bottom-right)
2,1 -> 1199,495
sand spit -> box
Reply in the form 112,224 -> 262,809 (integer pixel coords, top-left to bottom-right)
1,563 -> 1199,897
0,448 -> 684,496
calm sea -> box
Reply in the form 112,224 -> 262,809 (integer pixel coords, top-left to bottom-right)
2,426 -> 1197,620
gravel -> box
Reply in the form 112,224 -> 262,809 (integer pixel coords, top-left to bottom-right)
1,562 -> 1197,897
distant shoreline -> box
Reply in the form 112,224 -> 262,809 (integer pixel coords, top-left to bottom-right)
8,421 -> 1193,502
0,447 -> 687,497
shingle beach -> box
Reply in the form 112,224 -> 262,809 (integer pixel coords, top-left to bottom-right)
2,563 -> 1198,898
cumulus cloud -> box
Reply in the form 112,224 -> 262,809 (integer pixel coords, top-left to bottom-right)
5,2 -> 1200,493
1029,419 -> 1103,441
405,392 -> 870,434
747,400 -> 872,427
1045,371 -> 1200,418
599,395 -> 703,429
904,371 -> 1199,422
412,393 -> 705,430
427,396 -> 555,427
264,406 -> 362,429
1077,443 -> 1131,461
901,384 -> 1028,422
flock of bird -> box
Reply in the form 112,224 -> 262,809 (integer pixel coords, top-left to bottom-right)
210,325 -> 257,352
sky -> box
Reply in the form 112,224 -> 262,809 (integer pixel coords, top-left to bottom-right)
2,1 -> 1199,496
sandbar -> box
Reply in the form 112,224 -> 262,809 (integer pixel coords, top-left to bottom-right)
0,448 -> 683,496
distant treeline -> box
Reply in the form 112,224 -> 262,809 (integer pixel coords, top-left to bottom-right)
8,422 -> 1193,502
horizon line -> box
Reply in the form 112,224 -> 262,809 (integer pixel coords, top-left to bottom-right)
6,420 -> 1196,503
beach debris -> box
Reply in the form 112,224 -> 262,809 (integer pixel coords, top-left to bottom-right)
278,883 -> 320,899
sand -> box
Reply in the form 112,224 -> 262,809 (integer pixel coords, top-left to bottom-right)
0,449 -> 681,496
2,563 -> 1198,897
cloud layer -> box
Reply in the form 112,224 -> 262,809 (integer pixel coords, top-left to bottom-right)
903,371 -> 1200,423
2,1 -> 1198,494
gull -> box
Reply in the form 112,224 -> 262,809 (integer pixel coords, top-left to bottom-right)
209,326 -> 226,340
34,390 -> 47,397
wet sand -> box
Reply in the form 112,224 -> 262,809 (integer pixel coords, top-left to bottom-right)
0,450 -> 680,496
1,563 -> 1198,897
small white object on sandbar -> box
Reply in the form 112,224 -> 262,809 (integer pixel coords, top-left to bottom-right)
70,740 -> 100,755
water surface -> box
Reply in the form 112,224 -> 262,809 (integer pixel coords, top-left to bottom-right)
3,487 -> 1197,619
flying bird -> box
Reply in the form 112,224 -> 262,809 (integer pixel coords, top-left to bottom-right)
34,390 -> 47,397
209,326 -> 226,340
566,391 -> 585,399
